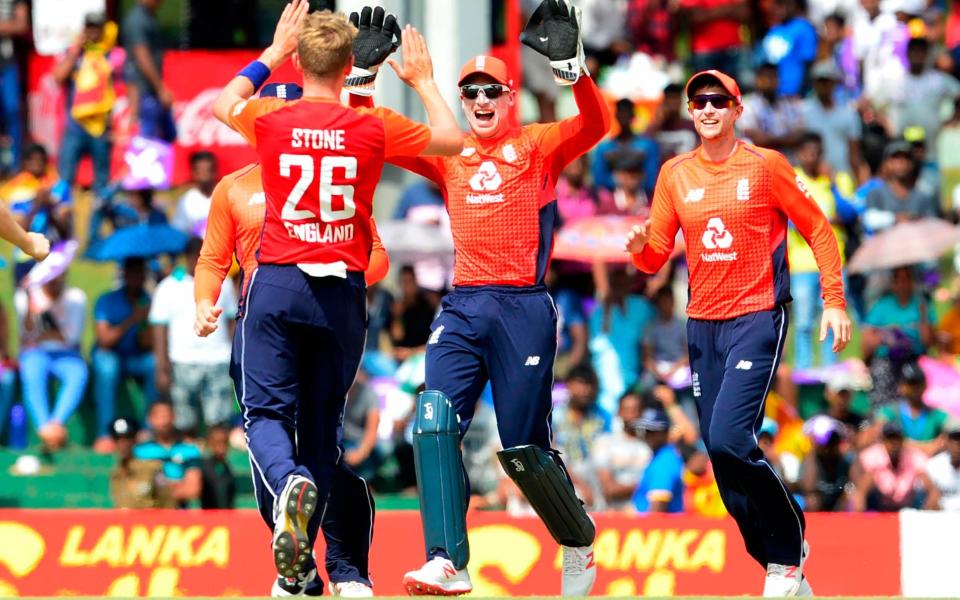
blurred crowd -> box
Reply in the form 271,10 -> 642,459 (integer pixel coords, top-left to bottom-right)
1,0 -> 960,513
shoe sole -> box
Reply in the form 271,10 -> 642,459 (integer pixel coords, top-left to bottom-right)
402,575 -> 471,596
273,479 -> 319,580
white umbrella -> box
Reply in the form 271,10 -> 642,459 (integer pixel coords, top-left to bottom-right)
847,218 -> 960,274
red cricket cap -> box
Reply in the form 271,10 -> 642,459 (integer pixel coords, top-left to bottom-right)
458,55 -> 513,88
685,70 -> 742,104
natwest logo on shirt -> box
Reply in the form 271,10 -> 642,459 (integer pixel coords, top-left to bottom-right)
466,161 -> 505,205
700,217 -> 737,262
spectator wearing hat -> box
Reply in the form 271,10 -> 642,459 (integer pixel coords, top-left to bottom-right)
873,360 -> 949,455
92,257 -> 155,453
852,420 -> 940,510
738,63 -> 806,156
819,373 -> 871,447
133,400 -> 202,507
862,266 -> 935,407
863,139 -> 939,232
800,416 -> 855,511
903,125 -> 941,202
109,417 -> 176,509
646,83 -> 699,165
926,421 -> 960,510
591,391 -> 653,510
631,406 -> 685,513
802,59 -> 865,184
591,99 -> 660,197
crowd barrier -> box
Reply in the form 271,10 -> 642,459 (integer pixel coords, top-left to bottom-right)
2,509 -> 953,596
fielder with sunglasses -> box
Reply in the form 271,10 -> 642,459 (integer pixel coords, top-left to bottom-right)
625,70 -> 853,597
351,0 -> 608,595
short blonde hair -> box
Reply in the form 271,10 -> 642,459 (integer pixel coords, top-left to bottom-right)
297,10 -> 356,79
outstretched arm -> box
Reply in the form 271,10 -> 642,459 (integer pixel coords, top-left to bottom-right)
626,171 -> 680,273
0,202 -> 49,261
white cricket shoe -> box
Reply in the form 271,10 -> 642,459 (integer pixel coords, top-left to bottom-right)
797,576 -> 814,597
329,581 -> 374,597
402,557 -> 472,596
271,568 -> 317,597
562,544 -> 597,596
763,563 -> 802,596
273,475 -> 319,580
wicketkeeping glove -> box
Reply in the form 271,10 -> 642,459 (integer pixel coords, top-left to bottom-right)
520,0 -> 588,86
347,6 -> 401,96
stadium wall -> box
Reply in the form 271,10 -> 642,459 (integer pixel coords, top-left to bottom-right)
0,510 -> 938,596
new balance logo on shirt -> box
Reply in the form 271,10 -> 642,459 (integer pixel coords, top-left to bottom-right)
428,325 -> 444,345
735,360 -> 753,370
524,356 -> 541,366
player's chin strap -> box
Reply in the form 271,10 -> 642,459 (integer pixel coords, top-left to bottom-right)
345,65 -> 379,97
549,7 -> 589,86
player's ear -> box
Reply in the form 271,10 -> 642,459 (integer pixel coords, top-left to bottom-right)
343,54 -> 355,76
507,89 -> 517,107
291,52 -> 303,74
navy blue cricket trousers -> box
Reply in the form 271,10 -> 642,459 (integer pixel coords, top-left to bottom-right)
687,304 -> 805,567
234,264 -> 371,582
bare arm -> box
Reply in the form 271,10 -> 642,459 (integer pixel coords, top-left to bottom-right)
153,324 -> 171,392
597,468 -> 637,504
0,202 -> 49,261
52,45 -> 83,85
172,467 -> 202,501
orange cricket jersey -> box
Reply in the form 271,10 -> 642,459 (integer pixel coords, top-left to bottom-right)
226,97 -> 429,271
195,163 -> 389,307
382,77 -> 610,287
632,142 -> 845,320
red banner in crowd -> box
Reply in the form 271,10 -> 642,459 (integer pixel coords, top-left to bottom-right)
0,510 -> 900,597
27,50 -> 300,187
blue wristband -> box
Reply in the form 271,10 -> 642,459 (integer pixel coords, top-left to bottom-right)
237,60 -> 271,92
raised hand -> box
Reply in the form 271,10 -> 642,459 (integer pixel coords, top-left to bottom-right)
346,6 -> 402,95
270,0 -> 310,62
624,219 -> 652,254
386,26 -> 435,91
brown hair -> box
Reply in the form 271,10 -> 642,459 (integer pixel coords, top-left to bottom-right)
297,10 -> 356,79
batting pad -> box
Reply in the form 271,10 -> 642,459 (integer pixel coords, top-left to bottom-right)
497,445 -> 596,547
413,390 -> 470,569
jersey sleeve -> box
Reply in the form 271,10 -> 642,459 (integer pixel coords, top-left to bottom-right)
366,217 -> 390,285
374,107 -> 432,159
225,97 -> 286,148
770,153 -> 846,311
194,173 -> 238,306
531,76 -> 612,174
632,166 -> 680,273
351,98 -> 446,185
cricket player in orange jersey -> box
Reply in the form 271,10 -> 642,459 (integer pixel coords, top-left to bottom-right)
625,69 -> 853,597
349,1 -> 609,596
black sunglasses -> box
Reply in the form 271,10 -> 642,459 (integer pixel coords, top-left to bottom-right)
688,94 -> 738,110
460,84 -> 509,100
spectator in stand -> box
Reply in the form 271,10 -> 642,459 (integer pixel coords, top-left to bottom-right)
799,415 -> 854,511
788,132 -> 847,370
556,155 -> 598,225
646,83 -> 699,165
577,0 -> 630,73
109,416 -> 175,508
626,0 -> 678,63
363,282 -> 395,377
597,151 -> 650,216
631,406 -> 685,513
819,13 -> 861,101
683,449 -> 727,517
819,372 -> 871,448
92,257 -> 155,453
150,238 -> 238,437
802,60 -> 865,185
0,0 -> 28,173
642,286 -> 688,387
936,97 -> 960,218
862,266 -> 935,407
390,265 -> 436,362
172,152 -> 218,236
872,360 -> 949,455
111,187 -> 168,229
0,145 -> 72,284
589,268 -> 655,416
392,178 -> 450,296
553,364 -> 608,507
739,63 -> 806,155
758,418 -> 802,493
852,0 -> 908,103
200,424 -> 236,509
592,391 -> 652,510
761,0 -> 819,97
592,99 -> 660,197
548,267 -> 589,376
926,421 -> 960,510
0,301 -> 15,442
342,370 -> 382,481
889,37 -> 960,149
905,126 -> 940,204
51,13 -> 120,200
134,400 -> 202,507
852,421 -> 940,510
678,0 -> 749,76
863,140 -> 939,234
936,291 -> 960,357
123,0 -> 176,142
14,272 -> 88,452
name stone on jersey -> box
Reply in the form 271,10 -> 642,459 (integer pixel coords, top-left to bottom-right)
291,128 -> 347,150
